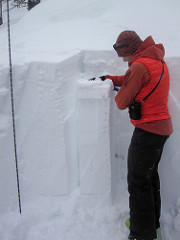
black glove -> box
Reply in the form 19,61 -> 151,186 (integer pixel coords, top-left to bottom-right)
99,76 -> 106,81
89,76 -> 106,81
89,77 -> 96,81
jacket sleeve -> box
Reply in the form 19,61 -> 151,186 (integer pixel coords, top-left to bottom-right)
114,62 -> 150,110
105,75 -> 124,86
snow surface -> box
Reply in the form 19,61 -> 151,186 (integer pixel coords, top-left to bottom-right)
0,0 -> 180,240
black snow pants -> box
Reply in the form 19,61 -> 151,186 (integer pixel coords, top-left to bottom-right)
127,127 -> 169,240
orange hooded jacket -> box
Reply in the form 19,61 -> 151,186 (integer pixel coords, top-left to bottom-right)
106,36 -> 173,135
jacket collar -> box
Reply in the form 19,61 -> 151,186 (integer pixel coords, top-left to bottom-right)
129,36 -> 165,65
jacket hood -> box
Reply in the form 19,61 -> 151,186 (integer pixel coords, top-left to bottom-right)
129,36 -> 165,65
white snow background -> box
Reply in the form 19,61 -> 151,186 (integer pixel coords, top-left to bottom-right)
0,0 -> 180,239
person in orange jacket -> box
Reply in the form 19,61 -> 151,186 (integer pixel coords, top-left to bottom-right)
101,31 -> 173,240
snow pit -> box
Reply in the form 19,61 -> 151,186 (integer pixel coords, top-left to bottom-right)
0,50 -> 180,239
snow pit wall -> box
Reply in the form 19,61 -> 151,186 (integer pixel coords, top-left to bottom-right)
0,51 -> 179,214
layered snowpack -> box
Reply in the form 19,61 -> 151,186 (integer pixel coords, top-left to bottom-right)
0,50 -> 180,240
1,0 -> 180,239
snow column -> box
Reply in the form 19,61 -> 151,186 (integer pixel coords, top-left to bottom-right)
11,55 -> 81,202
78,79 -> 114,205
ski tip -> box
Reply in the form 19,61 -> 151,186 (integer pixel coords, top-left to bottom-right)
125,218 -> 130,229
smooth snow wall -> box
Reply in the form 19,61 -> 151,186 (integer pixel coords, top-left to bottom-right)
160,58 -> 180,211
0,51 -> 179,214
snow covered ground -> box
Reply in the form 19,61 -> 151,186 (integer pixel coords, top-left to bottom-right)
0,0 -> 180,239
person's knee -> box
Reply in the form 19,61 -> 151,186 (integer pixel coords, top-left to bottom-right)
128,172 -> 151,193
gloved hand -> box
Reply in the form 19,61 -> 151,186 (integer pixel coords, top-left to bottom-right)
99,76 -> 106,81
89,76 -> 106,81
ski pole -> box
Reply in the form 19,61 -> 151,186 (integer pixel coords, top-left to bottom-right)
7,0 -> 22,215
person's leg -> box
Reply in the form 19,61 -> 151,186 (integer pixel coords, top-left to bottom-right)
151,136 -> 168,230
127,128 -> 168,240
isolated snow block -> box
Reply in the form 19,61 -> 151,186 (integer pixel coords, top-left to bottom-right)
9,59 -> 81,200
78,79 -> 114,196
